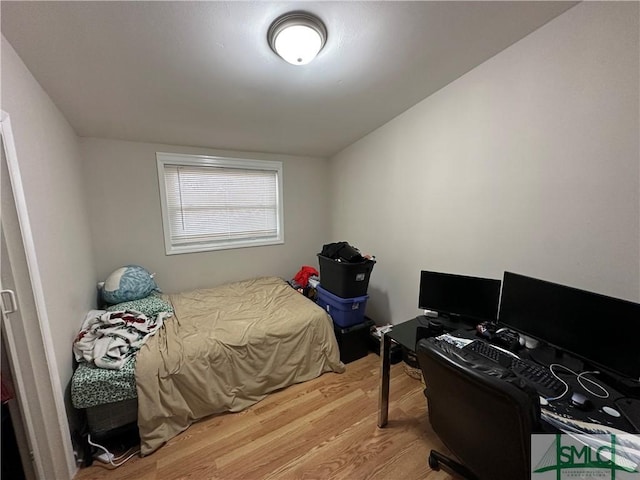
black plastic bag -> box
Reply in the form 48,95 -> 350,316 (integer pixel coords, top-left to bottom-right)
320,242 -> 365,263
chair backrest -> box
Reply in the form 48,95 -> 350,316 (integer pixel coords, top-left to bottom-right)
416,338 -> 540,480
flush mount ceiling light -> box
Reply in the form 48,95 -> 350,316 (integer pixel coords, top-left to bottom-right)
267,11 -> 327,66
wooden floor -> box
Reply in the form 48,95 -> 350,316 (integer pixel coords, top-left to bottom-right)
74,353 -> 453,480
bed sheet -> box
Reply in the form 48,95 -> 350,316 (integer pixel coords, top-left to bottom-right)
135,276 -> 345,455
71,357 -> 137,409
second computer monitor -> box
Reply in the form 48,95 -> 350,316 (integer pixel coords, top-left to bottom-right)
498,271 -> 640,380
418,270 -> 502,325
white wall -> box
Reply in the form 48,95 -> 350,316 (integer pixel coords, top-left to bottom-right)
329,2 -> 640,325
1,35 -> 97,397
2,35 -> 97,476
80,138 -> 331,293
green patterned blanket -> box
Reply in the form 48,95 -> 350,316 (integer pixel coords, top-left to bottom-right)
71,357 -> 137,409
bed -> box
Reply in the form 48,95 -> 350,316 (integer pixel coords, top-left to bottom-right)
71,276 -> 344,456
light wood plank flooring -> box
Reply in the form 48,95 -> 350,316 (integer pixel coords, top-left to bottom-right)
74,353 -> 453,480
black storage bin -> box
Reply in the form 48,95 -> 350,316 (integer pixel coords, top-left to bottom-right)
334,320 -> 372,364
318,254 -> 375,298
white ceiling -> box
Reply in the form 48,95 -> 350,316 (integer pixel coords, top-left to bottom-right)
1,1 -> 577,158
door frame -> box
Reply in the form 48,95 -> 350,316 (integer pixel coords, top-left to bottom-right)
1,111 -> 76,479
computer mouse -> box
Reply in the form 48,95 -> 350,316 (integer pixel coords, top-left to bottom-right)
602,406 -> 621,418
570,392 -> 593,411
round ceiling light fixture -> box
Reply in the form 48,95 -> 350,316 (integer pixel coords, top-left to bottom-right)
267,11 -> 327,66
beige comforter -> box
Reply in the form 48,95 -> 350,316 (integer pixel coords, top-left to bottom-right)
135,276 -> 345,455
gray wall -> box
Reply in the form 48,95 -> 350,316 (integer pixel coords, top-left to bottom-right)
80,138 -> 331,293
329,2 -> 640,325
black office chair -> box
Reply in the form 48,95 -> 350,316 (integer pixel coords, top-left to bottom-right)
416,338 -> 541,480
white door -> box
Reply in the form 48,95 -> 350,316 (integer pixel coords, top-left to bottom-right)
1,118 -> 38,479
1,236 -> 37,479
1,112 -> 76,479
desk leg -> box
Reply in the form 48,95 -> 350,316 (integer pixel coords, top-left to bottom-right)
378,333 -> 391,428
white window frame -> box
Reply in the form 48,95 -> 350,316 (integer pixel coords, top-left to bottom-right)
157,152 -> 284,255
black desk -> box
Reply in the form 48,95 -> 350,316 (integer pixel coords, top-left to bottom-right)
377,316 -> 638,434
378,316 -> 475,427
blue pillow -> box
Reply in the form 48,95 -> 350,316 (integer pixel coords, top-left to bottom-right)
102,265 -> 158,304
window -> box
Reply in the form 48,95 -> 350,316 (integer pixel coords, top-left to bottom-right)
157,152 -> 284,255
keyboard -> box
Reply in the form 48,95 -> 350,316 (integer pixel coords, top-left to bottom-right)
463,340 -> 565,398
464,339 -> 515,367
509,358 -> 566,399
464,340 -> 516,368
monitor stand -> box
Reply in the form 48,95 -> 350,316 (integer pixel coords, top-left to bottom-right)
526,343 -> 583,372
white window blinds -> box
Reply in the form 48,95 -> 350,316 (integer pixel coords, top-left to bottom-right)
157,153 -> 284,254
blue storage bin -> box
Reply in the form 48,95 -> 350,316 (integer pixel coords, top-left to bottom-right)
316,285 -> 368,328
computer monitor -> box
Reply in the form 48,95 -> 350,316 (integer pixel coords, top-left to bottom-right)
418,271 -> 502,325
498,272 -> 640,381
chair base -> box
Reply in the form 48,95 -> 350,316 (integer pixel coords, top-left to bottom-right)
428,450 -> 479,480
